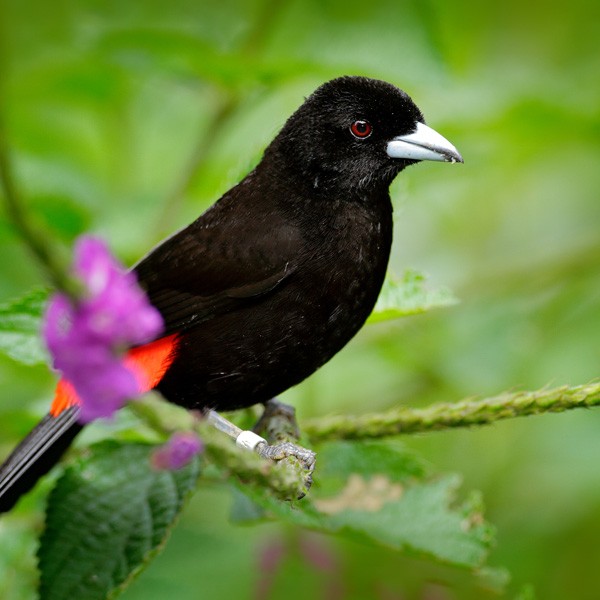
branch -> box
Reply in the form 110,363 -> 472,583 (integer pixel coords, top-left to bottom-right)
303,382 -> 600,441
151,91 -> 238,238
199,421 -> 309,500
152,0 -> 287,237
0,52 -> 79,298
128,395 -> 306,500
120,381 -> 600,497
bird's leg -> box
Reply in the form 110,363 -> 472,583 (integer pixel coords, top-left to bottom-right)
205,399 -> 316,498
253,397 -> 300,443
253,398 -> 316,494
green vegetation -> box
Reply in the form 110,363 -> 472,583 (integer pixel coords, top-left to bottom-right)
0,0 -> 599,598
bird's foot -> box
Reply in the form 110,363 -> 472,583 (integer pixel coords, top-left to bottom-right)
206,399 -> 316,499
253,398 -> 316,499
256,440 -> 316,498
253,397 -> 301,440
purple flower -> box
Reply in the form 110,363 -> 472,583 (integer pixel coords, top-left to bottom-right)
44,236 -> 163,422
151,432 -> 203,470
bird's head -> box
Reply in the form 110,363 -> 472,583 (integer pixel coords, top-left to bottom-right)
268,76 -> 463,194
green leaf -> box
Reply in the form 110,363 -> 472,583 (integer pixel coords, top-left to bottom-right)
236,440 -> 493,569
38,441 -> 200,600
368,270 -> 457,324
315,439 -> 427,493
0,288 -> 48,366
229,486 -> 266,523
317,475 -> 490,567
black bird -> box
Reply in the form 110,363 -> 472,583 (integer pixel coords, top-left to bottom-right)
0,75 -> 462,511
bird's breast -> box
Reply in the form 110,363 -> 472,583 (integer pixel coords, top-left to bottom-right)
158,195 -> 393,411
293,199 -> 393,348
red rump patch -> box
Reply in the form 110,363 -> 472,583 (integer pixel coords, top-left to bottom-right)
49,334 -> 178,417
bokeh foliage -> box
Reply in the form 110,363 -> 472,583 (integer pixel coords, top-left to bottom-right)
0,0 -> 599,598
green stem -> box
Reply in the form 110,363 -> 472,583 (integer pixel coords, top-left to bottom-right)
198,421 -> 308,500
303,382 -> 600,441
152,92 -> 238,238
0,114 -> 79,297
129,394 -> 306,500
127,393 -> 196,437
128,382 -> 600,495
152,0 -> 286,237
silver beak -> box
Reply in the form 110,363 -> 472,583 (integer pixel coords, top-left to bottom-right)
386,122 -> 463,164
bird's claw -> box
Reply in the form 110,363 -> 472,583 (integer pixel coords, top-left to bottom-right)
256,440 -> 316,499
257,440 -> 316,470
211,398 -> 317,499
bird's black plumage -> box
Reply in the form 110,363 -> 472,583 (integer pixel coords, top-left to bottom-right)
136,76 -> 430,411
0,75 -> 462,511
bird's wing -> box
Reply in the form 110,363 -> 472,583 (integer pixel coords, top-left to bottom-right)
134,206 -> 302,337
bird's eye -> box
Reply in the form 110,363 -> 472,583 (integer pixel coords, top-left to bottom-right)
350,120 -> 373,139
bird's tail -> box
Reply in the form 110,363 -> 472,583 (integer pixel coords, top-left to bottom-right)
0,335 -> 177,513
0,406 -> 82,513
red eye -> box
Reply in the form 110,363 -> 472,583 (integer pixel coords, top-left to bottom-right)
350,120 -> 372,139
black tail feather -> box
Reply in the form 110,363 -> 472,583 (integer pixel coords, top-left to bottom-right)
0,407 -> 82,513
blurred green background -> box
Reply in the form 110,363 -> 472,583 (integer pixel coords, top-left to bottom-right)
0,0 -> 599,598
